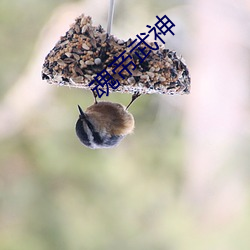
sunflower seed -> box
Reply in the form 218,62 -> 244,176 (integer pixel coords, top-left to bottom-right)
85,60 -> 94,65
82,43 -> 90,50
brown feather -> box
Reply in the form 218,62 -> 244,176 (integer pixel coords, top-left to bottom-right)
85,101 -> 134,135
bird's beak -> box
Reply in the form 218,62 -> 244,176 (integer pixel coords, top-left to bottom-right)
77,105 -> 86,119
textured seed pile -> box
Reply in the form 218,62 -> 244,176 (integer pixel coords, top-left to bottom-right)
42,14 -> 190,95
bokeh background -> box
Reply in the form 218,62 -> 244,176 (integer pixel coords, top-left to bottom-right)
1,0 -> 250,249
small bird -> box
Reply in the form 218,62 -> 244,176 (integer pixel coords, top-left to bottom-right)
75,92 -> 140,149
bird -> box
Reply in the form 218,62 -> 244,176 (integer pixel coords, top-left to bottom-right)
75,92 -> 140,149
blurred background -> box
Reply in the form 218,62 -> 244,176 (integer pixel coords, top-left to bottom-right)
1,0 -> 250,249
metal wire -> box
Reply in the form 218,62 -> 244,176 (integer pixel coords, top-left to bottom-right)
107,0 -> 115,34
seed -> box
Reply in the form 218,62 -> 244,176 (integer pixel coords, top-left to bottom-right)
85,60 -> 94,65
85,69 -> 94,74
75,24 -> 80,34
118,39 -> 124,45
59,40 -> 69,47
128,77 -> 135,84
85,74 -> 92,80
147,72 -> 154,78
74,66 -> 83,75
140,75 -> 149,81
81,26 -> 88,34
82,43 -> 90,50
72,76 -> 84,83
100,33 -> 107,43
57,59 -> 67,66
65,52 -> 72,58
94,58 -> 101,65
63,58 -> 75,64
132,70 -> 142,76
72,53 -> 80,60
